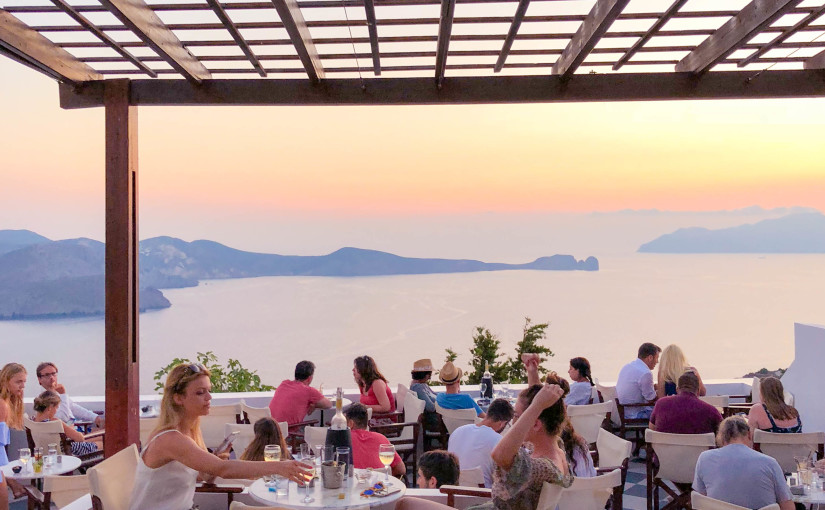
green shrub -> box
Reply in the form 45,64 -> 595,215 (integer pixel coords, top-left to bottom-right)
154,351 -> 275,393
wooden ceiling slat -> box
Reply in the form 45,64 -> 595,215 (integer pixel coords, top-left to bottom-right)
676,0 -> 804,74
270,0 -> 324,83
364,0 -> 381,75
494,0 -> 531,73
98,0 -> 210,82
205,0 -> 266,76
738,4 -> 825,68
613,0 -> 687,71
804,49 -> 825,70
434,0 -> 456,86
0,9 -> 102,83
552,0 -> 630,78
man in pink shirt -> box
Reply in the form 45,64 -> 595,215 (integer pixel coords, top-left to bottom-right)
345,403 -> 406,477
268,361 -> 332,425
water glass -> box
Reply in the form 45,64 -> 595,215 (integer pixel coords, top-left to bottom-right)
48,444 -> 58,463
335,447 -> 351,479
43,453 -> 54,470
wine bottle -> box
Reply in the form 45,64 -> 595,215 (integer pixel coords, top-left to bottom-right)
481,361 -> 493,399
330,386 -> 347,430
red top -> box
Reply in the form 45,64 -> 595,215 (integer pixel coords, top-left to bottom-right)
268,379 -> 324,425
350,429 -> 404,471
359,380 -> 396,413
650,392 -> 722,435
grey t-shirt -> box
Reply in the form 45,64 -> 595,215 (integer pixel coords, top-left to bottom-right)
693,443 -> 792,509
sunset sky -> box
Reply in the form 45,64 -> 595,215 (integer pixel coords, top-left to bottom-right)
2,57 -> 824,258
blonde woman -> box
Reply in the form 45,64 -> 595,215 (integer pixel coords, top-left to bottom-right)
747,377 -> 801,433
129,363 -> 311,510
0,363 -> 28,503
656,344 -> 706,399
31,391 -> 100,455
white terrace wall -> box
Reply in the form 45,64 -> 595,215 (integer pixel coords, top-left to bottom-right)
779,323 -> 825,435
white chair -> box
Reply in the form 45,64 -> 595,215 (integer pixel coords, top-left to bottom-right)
590,384 -> 601,404
304,426 -> 329,454
699,395 -> 730,416
458,467 -> 485,487
230,503 -> 289,510
753,430 -> 825,474
240,401 -> 272,424
24,417 -> 103,469
557,468 -> 622,510
397,383 -> 410,413
29,475 -> 89,509
139,417 -> 158,448
592,429 -> 631,509
567,400 -> 612,445
536,481 -> 564,510
595,383 -> 619,428
199,402 -> 242,451
691,491 -> 780,510
87,444 -> 140,510
645,430 -> 716,510
434,403 -> 477,434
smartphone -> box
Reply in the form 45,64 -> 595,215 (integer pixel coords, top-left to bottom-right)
215,430 -> 240,454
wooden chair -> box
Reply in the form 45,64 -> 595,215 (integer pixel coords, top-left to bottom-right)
24,474 -> 89,509
557,468 -> 623,510
199,403 -> 243,451
691,491 -> 780,510
24,418 -> 104,471
434,403 -> 477,434
645,430 -> 715,510
240,401 -> 272,424
374,391 -> 425,483
595,383 -> 618,429
568,400 -> 612,446
753,430 -> 825,474
614,397 -> 655,454
457,467 -> 485,488
439,478 -> 571,510
593,428 -> 632,510
87,444 -> 139,510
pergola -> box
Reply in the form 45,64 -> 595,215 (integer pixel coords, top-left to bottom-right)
2,0 -> 825,455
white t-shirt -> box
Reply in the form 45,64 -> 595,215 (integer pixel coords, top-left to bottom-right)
447,423 -> 502,488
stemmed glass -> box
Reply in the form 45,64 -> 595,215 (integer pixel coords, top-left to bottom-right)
301,453 -> 316,503
479,382 -> 488,399
378,444 -> 395,481
19,448 -> 31,472
263,445 -> 281,487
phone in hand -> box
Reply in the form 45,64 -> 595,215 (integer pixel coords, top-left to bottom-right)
215,430 -> 240,454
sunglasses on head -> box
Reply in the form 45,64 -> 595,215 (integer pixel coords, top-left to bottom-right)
173,363 -> 206,392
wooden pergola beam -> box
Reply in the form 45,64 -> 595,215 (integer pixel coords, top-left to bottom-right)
59,70 -> 825,109
270,0 -> 324,83
205,0 -> 265,77
805,49 -> 825,70
494,0 -> 531,73
0,9 -> 101,82
552,0 -> 630,78
676,0 -> 804,74
434,0 -> 456,86
364,0 -> 381,75
740,4 -> 825,67
613,0 -> 687,71
98,0 -> 211,83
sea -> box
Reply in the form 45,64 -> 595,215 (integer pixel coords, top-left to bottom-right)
2,253 -> 824,397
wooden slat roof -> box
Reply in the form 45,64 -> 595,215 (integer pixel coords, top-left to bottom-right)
2,0 -> 825,106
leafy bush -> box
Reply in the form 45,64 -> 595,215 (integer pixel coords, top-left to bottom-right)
465,327 -> 512,385
508,317 -> 554,383
154,351 -> 275,393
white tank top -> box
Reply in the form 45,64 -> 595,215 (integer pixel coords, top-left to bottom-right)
128,429 -> 199,510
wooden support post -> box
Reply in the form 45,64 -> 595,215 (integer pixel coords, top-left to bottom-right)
104,78 -> 139,456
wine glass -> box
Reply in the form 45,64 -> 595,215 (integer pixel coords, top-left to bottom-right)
378,444 -> 395,481
19,448 -> 31,472
263,444 -> 281,487
479,382 -> 488,399
302,453 -> 316,503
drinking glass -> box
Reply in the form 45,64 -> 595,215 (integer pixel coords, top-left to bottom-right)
355,468 -> 372,485
33,447 -> 43,474
263,444 -> 281,487
378,444 -> 395,481
43,453 -> 54,470
479,383 -> 487,399
18,448 -> 31,472
299,443 -> 311,461
302,454 -> 316,503
48,444 -> 58,463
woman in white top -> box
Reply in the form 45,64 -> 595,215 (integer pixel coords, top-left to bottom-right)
129,363 -> 311,510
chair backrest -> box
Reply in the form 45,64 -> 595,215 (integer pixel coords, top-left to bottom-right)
435,403 -> 477,434
645,430 -> 715,484
557,468 -> 622,510
43,474 -> 90,508
87,444 -> 140,510
304,426 -> 329,454
400,392 -> 426,442
590,385 -> 601,404
690,491 -> 780,510
24,417 -> 65,450
595,384 -> 619,426
240,401 -> 272,425
199,403 -> 242,450
139,417 -> 159,448
568,401 -> 612,444
224,423 -> 255,458
397,384 -> 409,413
458,467 -> 485,487
753,430 -> 825,473
536,481 -> 564,510
595,428 -> 632,468
699,395 -> 729,409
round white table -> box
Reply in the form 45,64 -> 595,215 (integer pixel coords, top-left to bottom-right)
249,470 -> 405,509
1,456 -> 81,480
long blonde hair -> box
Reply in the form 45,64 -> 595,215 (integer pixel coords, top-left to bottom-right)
658,344 -> 689,384
0,363 -> 27,430
155,363 -> 211,449
760,377 -> 798,421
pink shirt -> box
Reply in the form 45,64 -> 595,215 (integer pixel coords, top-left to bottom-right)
350,429 -> 403,471
360,381 -> 396,413
268,380 -> 323,425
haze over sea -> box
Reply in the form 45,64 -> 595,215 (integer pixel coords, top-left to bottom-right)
2,252 -> 823,396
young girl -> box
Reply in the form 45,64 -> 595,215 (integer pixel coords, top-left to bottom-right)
239,418 -> 292,461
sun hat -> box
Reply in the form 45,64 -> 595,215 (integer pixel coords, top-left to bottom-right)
411,359 -> 434,373
439,362 -> 463,385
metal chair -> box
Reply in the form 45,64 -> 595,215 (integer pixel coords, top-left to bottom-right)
645,430 -> 716,510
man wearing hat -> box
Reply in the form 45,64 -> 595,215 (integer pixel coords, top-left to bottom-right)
410,359 -> 437,412
435,362 -> 485,417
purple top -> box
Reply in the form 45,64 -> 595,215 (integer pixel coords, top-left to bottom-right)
650,392 -> 722,434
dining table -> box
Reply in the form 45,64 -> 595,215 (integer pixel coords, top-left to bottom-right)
248,469 -> 406,509
788,473 -> 825,508
1,455 -> 82,480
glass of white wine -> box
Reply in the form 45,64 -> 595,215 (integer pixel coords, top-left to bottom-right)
302,453 -> 316,503
378,444 -> 395,481
19,448 -> 31,472
263,444 -> 281,487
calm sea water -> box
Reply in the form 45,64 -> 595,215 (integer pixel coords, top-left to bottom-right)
2,253 -> 824,396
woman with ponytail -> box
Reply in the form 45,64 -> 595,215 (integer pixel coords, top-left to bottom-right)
565,357 -> 594,406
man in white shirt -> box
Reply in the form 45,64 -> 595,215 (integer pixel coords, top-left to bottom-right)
615,343 -> 660,419
447,398 -> 514,487
36,362 -> 102,427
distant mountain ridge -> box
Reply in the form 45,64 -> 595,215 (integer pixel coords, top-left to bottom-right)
0,230 -> 598,320
638,212 -> 825,253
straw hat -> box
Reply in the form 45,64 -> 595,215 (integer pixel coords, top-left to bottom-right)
439,362 -> 463,385
411,359 -> 434,373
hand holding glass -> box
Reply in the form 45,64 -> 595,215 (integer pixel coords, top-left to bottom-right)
378,444 -> 395,481
301,454 -> 316,503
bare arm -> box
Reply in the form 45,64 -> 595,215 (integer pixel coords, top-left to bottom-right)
524,354 -> 540,387
656,370 -> 665,399
690,367 -> 707,396
60,420 -> 85,443
314,397 -> 333,409
491,384 -> 564,471
368,380 -> 392,413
